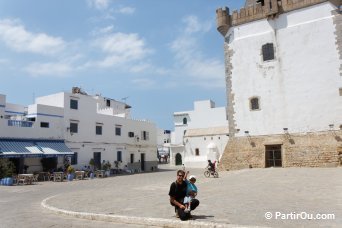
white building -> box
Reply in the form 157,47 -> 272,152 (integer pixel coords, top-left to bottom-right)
216,0 -> 342,169
0,94 -> 72,173
157,129 -> 171,162
170,100 -> 229,168
0,88 -> 158,173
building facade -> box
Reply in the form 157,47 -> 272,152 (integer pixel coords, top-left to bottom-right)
0,94 -> 73,173
216,0 -> 342,170
157,129 -> 171,162
170,100 -> 229,168
0,88 -> 158,173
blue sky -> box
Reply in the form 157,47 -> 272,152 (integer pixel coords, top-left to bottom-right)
0,0 -> 245,130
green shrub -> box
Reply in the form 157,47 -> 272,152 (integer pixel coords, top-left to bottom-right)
0,159 -> 16,179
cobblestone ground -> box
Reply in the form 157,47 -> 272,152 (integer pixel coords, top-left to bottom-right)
0,165 -> 341,227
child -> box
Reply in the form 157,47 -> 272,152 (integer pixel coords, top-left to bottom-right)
183,174 -> 198,213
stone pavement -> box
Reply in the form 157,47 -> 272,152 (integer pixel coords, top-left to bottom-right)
1,165 -> 341,227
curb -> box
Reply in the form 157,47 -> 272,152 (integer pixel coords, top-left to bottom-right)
41,195 -> 239,228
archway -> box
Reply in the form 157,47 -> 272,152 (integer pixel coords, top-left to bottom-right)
175,153 -> 182,166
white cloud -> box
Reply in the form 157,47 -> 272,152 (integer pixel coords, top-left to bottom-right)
182,15 -> 211,34
25,62 -> 72,77
117,7 -> 135,15
169,15 -> 224,88
0,19 -> 65,55
91,25 -> 114,36
87,0 -> 110,10
91,32 -> 152,68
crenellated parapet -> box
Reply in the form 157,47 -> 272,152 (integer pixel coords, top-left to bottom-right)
216,0 -> 339,37
280,0 -> 333,12
216,7 -> 231,37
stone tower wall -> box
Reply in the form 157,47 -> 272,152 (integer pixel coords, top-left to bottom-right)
219,130 -> 342,170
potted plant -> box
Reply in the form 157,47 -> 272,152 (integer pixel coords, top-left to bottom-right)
0,159 -> 15,186
104,161 -> 111,177
66,165 -> 75,181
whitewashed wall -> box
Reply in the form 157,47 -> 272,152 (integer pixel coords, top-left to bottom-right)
50,92 -> 158,169
0,96 -> 64,139
173,100 -> 228,144
172,100 -> 229,167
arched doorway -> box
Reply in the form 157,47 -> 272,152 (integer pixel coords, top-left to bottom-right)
175,153 -> 182,166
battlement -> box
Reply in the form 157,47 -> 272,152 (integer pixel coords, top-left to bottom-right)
216,0 -> 338,37
216,7 -> 231,36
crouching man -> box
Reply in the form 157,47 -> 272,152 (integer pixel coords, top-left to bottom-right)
168,170 -> 200,220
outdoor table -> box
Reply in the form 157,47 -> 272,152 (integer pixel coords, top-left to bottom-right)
18,174 -> 34,185
75,171 -> 85,180
53,172 -> 64,182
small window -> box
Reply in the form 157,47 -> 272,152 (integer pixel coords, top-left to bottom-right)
184,130 -> 187,135
70,99 -> 78,110
40,122 -> 49,128
117,151 -> 122,162
70,122 -> 78,133
183,117 -> 187,125
195,148 -> 199,156
115,127 -> 121,136
71,152 -> 78,165
96,125 -> 102,135
141,131 -> 149,140
250,97 -> 260,110
106,99 -> 110,107
339,88 -> 342,96
128,132 -> 134,137
262,43 -> 274,61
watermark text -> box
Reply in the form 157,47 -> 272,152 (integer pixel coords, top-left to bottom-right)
265,211 -> 335,220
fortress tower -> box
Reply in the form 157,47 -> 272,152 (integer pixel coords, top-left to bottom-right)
216,0 -> 342,170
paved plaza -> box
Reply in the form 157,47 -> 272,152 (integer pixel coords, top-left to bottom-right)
0,165 -> 341,227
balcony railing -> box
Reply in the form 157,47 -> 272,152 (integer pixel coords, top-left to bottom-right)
8,120 -> 33,128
